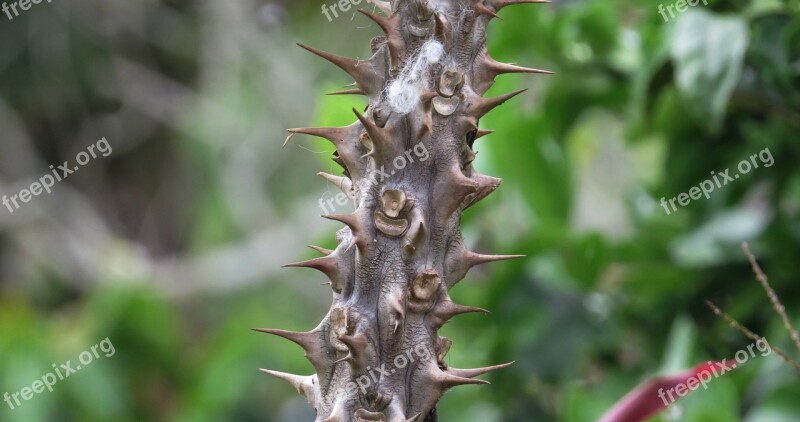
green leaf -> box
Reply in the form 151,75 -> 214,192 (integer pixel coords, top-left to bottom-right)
669,10 -> 750,131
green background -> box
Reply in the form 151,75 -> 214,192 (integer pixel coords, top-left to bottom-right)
0,0 -> 798,421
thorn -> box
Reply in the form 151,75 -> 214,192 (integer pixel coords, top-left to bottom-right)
297,42 -> 357,72
352,108 -> 390,160
344,238 -> 359,254
487,60 -> 554,76
323,212 -> 362,233
466,251 -> 525,267
254,329 -> 334,386
251,328 -> 317,350
288,126 -> 348,144
297,43 -> 379,95
296,123 -> 363,180
337,333 -> 367,350
387,289 -> 406,333
336,333 -> 370,370
317,172 -> 353,195
488,0 -> 550,13
415,93 -> 436,139
450,168 -> 478,193
453,168 -> 481,193
259,369 -> 316,402
284,254 -> 338,272
358,9 -> 404,65
469,89 -> 527,118
326,88 -> 366,96
437,166 -> 480,217
476,129 -> 495,139
464,173 -> 502,209
434,13 -> 451,47
435,370 -> 491,388
259,368 -> 305,383
307,244 -> 334,256
456,116 -> 479,133
437,337 -> 453,365
419,108 -> 434,139
406,413 -> 422,422
464,150 -> 478,166
358,9 -> 390,33
436,300 -> 490,320
475,3 -> 502,19
402,201 -> 425,256
447,362 -> 514,378
404,221 -> 426,255
283,132 -> 295,148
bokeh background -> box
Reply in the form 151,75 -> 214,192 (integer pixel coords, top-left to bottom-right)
0,0 -> 799,421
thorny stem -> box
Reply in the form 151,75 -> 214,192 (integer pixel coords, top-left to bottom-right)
705,242 -> 800,373
705,300 -> 800,373
742,241 -> 800,354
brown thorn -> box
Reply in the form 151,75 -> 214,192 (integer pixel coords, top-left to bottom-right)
283,132 -> 295,148
326,88 -> 366,96
475,3 -> 502,19
307,244 -> 335,256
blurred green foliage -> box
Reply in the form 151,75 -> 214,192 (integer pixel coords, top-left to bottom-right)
0,0 -> 799,421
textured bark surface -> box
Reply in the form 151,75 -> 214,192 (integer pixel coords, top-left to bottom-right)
258,1 -> 550,420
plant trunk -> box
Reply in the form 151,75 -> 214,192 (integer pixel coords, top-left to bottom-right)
258,1 -> 550,420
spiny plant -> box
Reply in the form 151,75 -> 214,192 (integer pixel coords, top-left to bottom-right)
257,1 -> 551,420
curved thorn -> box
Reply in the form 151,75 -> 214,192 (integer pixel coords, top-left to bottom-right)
307,244 -> 334,256
283,132 -> 295,148
447,362 -> 515,378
